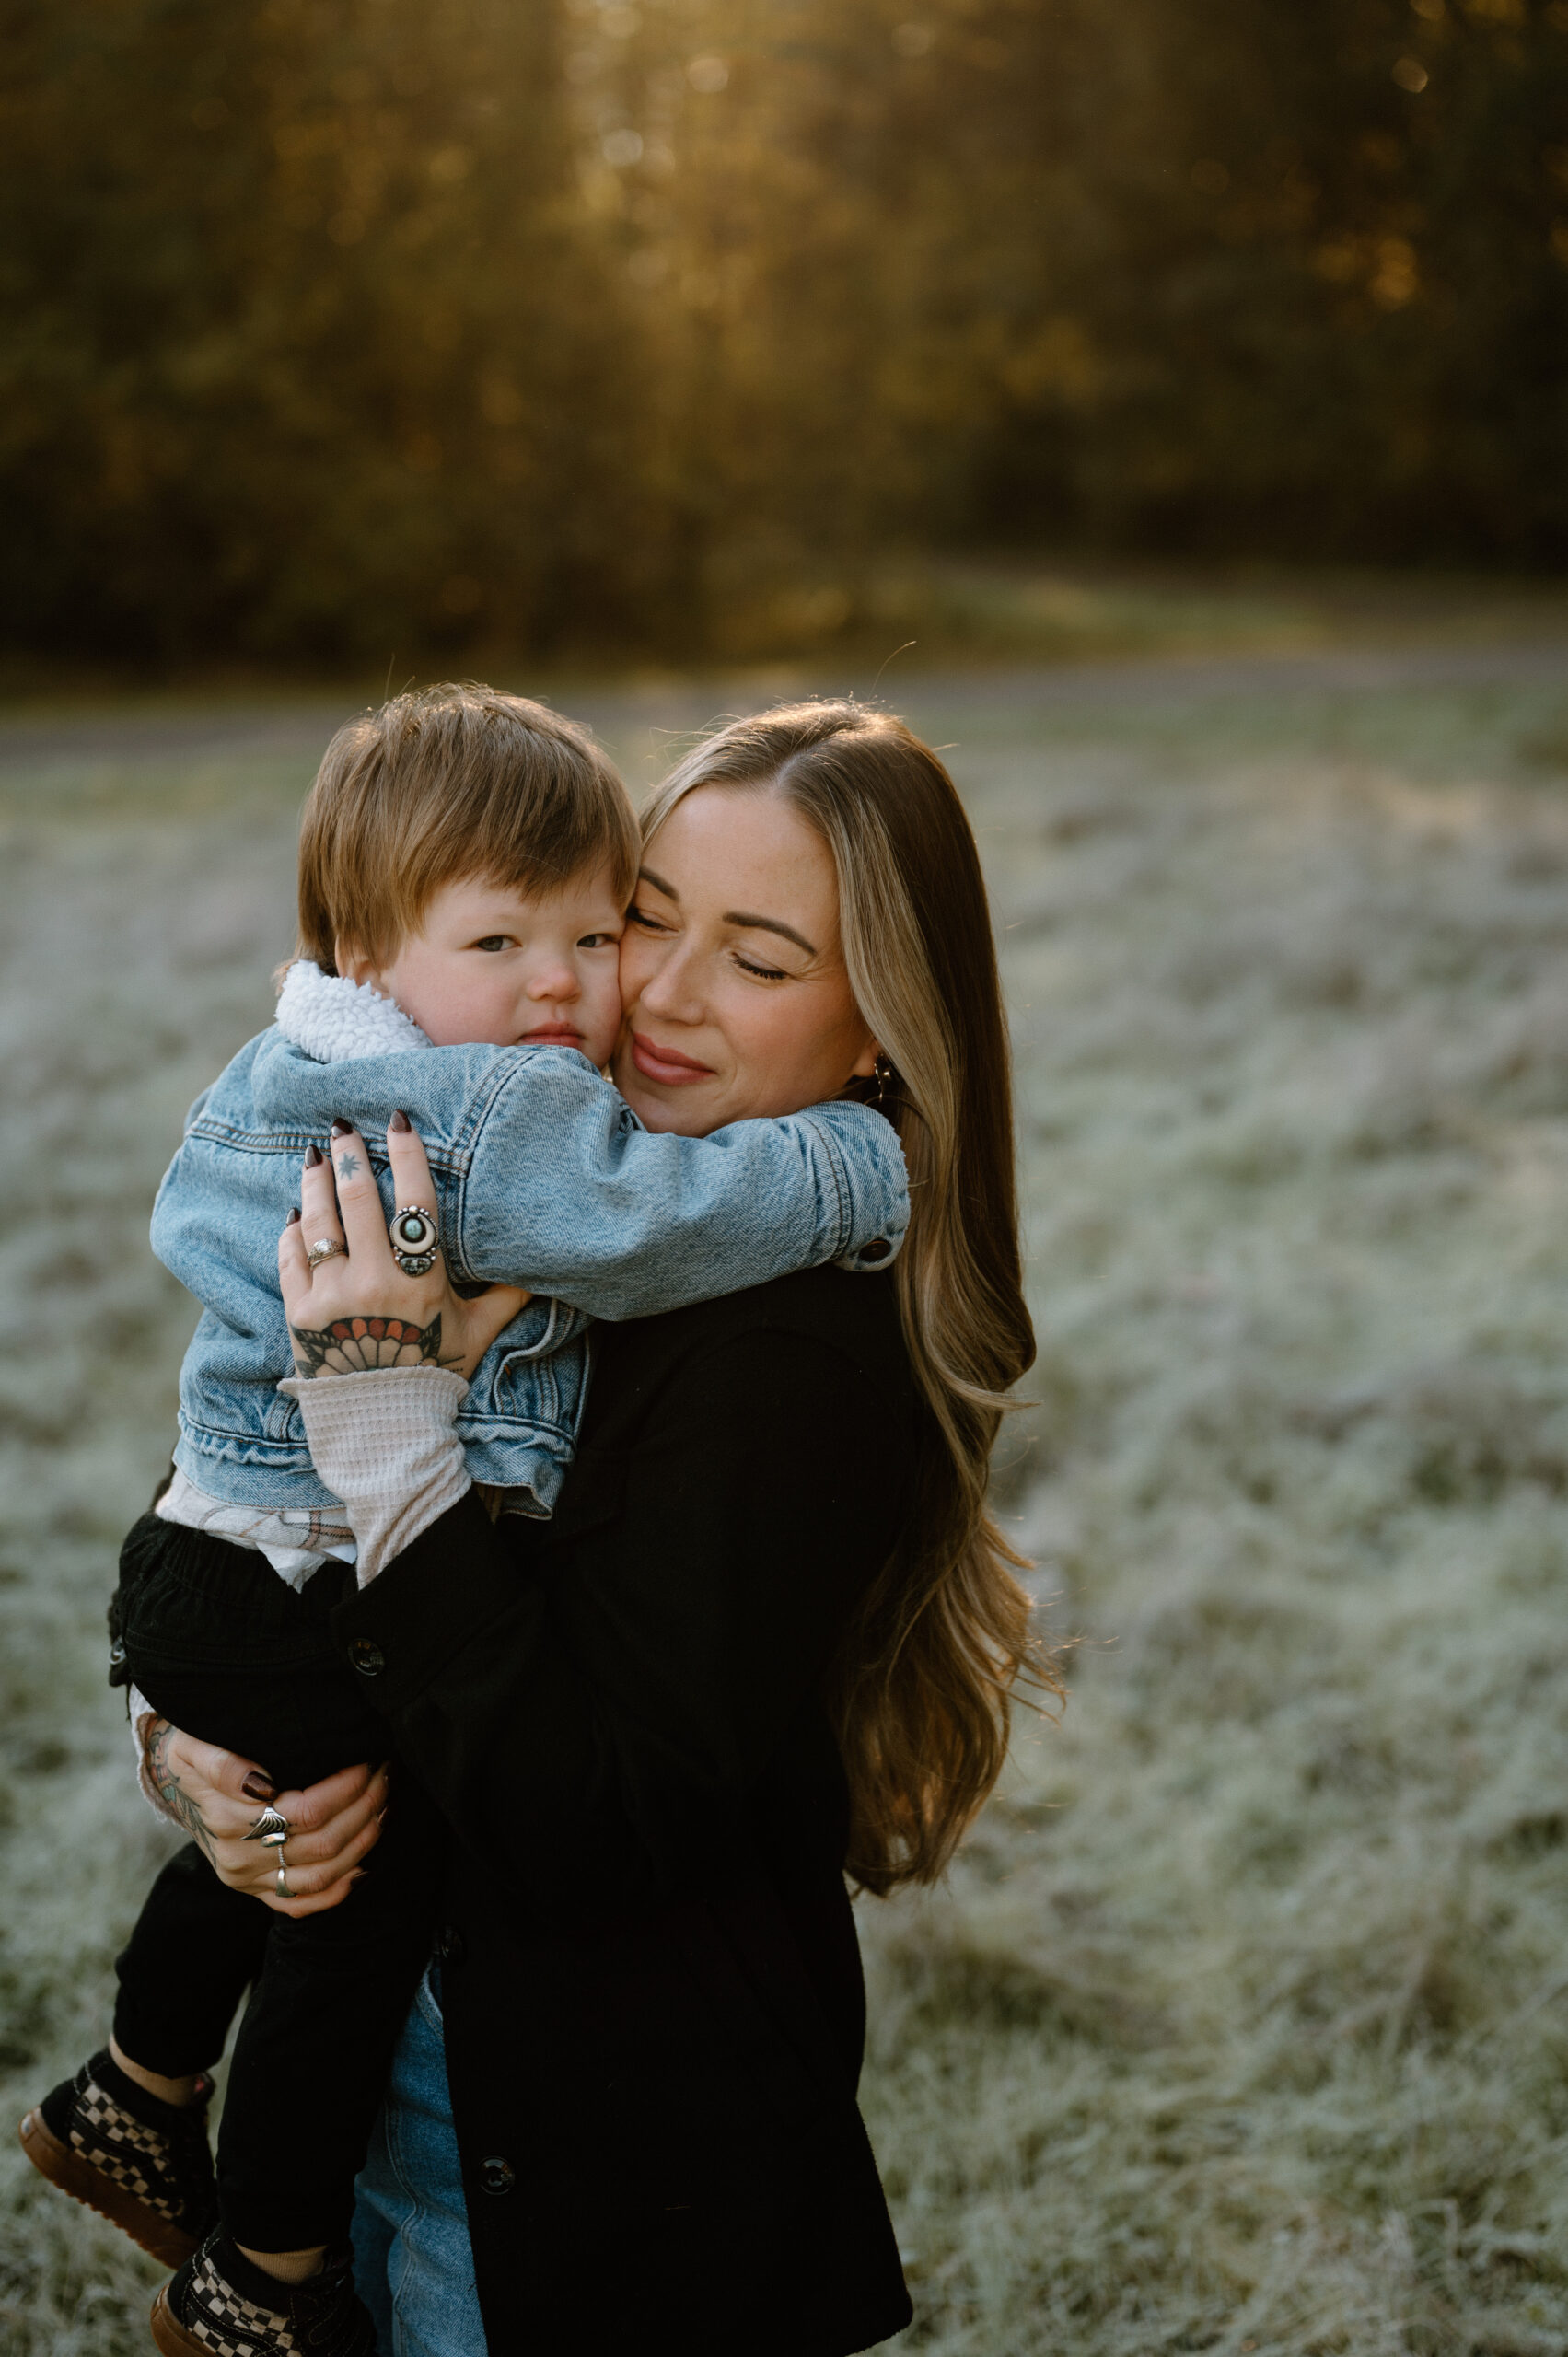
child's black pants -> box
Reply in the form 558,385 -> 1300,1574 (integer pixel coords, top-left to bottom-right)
111,1513 -> 443,2253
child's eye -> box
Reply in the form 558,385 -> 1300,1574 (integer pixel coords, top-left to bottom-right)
473,935 -> 515,953
576,931 -> 617,950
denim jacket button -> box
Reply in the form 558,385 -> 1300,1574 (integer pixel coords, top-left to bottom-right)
480,2155 -> 517,2196
857,1237 -> 891,1263
348,1638 -> 386,1678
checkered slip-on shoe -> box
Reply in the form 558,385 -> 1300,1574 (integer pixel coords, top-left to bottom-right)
151,2232 -> 377,2357
18,2046 -> 217,2266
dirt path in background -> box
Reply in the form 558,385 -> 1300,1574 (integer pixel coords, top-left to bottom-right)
5,635 -> 1568,772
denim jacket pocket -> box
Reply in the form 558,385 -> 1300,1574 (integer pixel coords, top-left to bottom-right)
494,1347 -> 563,1433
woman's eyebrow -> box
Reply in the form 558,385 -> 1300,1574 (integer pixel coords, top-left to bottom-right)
639,865 -> 817,957
725,910 -> 817,956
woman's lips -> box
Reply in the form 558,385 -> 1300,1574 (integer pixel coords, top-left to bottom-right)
631,1030 -> 715,1086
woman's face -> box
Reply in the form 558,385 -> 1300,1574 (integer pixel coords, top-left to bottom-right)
613,784 -> 878,1136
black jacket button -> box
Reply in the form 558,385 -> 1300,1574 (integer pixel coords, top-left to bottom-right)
480,2155 -> 516,2196
348,1638 -> 385,1678
858,1238 -> 891,1263
434,1924 -> 467,1968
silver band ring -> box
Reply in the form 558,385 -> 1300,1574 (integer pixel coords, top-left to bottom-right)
276,1863 -> 290,1899
306,1237 -> 347,1271
245,1805 -> 291,1845
389,1204 -> 439,1277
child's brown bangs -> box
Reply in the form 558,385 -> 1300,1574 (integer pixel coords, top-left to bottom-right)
296,686 -> 638,972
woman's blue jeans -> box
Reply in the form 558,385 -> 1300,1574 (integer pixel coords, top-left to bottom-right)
352,1966 -> 489,2357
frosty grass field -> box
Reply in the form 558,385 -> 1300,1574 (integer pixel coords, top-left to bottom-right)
6,640 -> 1568,2353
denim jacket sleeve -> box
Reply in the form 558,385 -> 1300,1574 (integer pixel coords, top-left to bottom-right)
449,1059 -> 909,1318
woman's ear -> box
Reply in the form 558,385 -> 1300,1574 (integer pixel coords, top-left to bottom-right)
850,1035 -> 880,1081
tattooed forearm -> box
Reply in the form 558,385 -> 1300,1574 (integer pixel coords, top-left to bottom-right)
287,1311 -> 458,1377
147,1718 -> 216,1864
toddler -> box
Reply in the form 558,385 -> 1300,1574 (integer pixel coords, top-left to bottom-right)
19,685 -> 907,2357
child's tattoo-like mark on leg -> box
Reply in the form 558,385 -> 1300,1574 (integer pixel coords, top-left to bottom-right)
287,1312 -> 456,1376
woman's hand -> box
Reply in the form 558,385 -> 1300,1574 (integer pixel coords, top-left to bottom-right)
279,1112 -> 529,1380
142,1718 -> 389,1919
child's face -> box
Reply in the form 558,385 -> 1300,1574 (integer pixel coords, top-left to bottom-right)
343,867 -> 625,1061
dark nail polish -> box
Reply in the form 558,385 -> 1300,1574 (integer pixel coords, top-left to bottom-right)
304,1143 -> 323,1167
389,1109 -> 411,1133
285,1207 -> 300,1226
241,1771 -> 278,1803
331,1118 -> 354,1137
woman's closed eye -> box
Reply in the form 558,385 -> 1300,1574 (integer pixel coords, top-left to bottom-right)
626,897 -> 795,979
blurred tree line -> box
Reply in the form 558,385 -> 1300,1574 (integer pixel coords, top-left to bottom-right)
3,0 -> 1566,663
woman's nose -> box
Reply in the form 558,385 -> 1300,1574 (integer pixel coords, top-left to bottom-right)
637,942 -> 703,1023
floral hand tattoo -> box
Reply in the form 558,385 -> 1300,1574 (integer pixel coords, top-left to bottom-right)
147,1717 -> 215,1864
287,1311 -> 456,1377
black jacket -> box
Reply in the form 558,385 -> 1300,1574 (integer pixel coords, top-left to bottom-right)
332,1264 -> 921,2356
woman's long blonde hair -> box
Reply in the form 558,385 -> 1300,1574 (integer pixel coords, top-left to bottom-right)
644,701 -> 1051,1894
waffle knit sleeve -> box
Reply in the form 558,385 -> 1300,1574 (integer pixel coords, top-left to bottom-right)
128,1687 -> 168,1816
278,1365 -> 471,1586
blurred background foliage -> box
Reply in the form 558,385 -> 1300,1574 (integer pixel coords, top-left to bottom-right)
4,0 -> 1567,666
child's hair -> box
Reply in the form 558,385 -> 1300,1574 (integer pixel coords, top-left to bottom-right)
296,683 -> 639,971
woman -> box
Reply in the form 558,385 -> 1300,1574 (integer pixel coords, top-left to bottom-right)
142,701 -> 1043,2356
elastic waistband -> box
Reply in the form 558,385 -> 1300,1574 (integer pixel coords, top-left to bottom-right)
118,1512 -> 355,1630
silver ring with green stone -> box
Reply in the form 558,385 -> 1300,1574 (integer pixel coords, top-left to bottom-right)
389,1203 -> 439,1275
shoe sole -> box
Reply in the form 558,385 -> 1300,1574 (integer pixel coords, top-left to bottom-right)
149,2286 -> 208,2356
17,2107 -> 203,2269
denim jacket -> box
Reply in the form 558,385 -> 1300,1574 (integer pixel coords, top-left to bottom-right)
154,965 -> 909,1515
